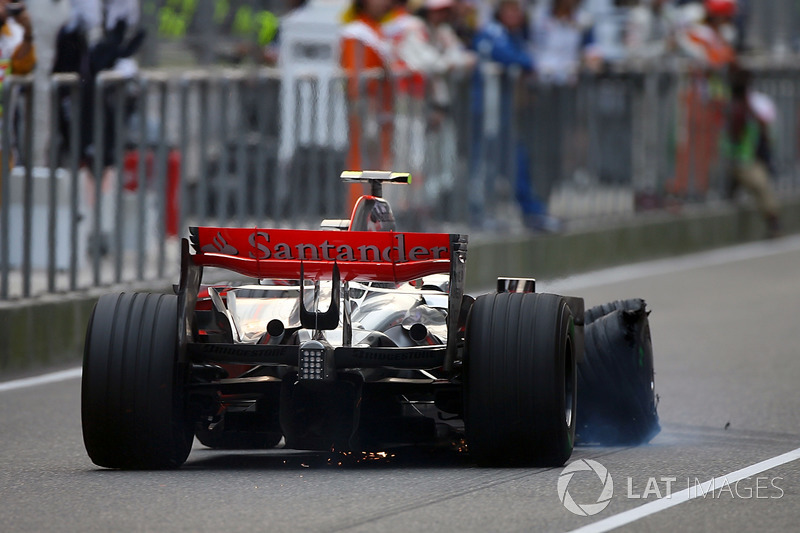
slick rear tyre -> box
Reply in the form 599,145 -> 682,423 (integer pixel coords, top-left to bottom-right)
465,292 -> 577,466
577,299 -> 660,445
82,293 -> 194,469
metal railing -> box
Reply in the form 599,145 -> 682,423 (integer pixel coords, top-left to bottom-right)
1,61 -> 800,300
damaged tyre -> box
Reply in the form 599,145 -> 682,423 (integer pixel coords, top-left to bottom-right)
577,299 -> 660,445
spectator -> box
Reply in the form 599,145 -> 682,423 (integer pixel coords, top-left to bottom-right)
670,0 -> 736,198
0,0 -> 35,81
91,0 -> 145,77
530,0 -> 600,86
51,0 -> 145,256
625,0 -> 679,62
53,0 -> 146,168
340,0 -> 394,207
392,0 -> 476,214
527,0 -> 596,216
473,0 -> 532,72
676,0 -> 736,69
0,0 -> 36,171
396,0 -> 476,107
261,0 -> 308,66
450,0 -> 480,47
381,0 -> 428,215
725,63 -> 781,237
52,0 -> 99,167
470,0 -> 557,231
383,0 -> 419,40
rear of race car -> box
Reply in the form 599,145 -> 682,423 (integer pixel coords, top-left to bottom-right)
182,225 -> 468,453
81,171 -> 655,470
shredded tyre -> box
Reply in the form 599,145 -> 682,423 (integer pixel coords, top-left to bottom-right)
577,299 -> 660,445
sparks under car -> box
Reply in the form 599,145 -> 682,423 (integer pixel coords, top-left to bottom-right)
81,171 -> 659,469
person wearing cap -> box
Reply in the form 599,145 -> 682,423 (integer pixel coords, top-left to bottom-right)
677,0 -> 737,68
671,0 -> 737,198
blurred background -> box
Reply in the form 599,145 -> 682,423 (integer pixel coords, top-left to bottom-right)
2,0 -> 800,303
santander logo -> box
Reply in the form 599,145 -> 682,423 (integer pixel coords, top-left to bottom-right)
201,233 -> 240,255
246,232 -> 447,263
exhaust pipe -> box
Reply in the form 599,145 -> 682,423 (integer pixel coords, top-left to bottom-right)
259,319 -> 286,345
408,323 -> 436,346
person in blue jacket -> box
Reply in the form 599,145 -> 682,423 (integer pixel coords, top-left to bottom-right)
469,0 -> 557,232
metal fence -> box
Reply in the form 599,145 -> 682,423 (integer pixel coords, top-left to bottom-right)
2,61 -> 800,300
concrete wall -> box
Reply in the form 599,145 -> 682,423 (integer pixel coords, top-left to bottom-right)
466,197 -> 800,287
2,196 -> 799,376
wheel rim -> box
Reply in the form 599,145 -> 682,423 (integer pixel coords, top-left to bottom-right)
564,337 -> 574,427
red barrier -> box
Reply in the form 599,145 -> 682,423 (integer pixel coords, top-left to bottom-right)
123,149 -> 181,236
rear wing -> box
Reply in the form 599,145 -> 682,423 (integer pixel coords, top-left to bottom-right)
187,227 -> 465,283
179,227 -> 467,371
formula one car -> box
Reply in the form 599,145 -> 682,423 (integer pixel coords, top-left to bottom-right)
82,171 -> 659,469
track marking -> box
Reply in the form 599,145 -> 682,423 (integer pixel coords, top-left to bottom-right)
0,366 -> 82,392
566,447 -> 800,533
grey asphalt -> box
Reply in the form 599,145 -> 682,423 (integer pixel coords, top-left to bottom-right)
1,237 -> 800,532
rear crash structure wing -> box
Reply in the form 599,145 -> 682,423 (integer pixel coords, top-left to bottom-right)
340,170 -> 411,197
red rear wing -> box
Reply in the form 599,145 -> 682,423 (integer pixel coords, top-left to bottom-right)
189,227 -> 464,283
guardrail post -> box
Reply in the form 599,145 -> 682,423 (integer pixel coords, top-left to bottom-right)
21,78 -> 34,298
0,76 -> 12,299
178,75 -> 190,236
217,76 -> 231,224
112,78 -> 126,284
234,73 -> 248,227
198,77 -> 209,223
154,76 -> 169,279
91,75 -> 106,287
48,77 -> 60,293
135,77 -> 149,281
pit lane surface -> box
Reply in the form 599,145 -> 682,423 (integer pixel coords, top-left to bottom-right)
2,236 -> 800,533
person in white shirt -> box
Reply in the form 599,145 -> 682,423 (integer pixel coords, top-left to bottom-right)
530,0 -> 599,86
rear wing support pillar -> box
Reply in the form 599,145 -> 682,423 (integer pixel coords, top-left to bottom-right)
178,237 -> 202,363
444,234 -> 468,372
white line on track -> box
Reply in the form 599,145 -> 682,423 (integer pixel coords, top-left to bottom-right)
0,366 -> 82,393
566,447 -> 800,533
